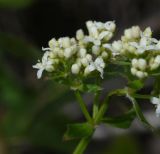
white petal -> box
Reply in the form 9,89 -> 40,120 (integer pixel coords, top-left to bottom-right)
98,31 -> 110,40
156,105 -> 160,117
37,68 -> 44,79
88,63 -> 96,72
129,42 -> 139,48
33,63 -> 42,69
96,66 -> 104,78
151,97 -> 160,105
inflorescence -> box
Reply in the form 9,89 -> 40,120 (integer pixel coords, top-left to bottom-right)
33,20 -> 160,116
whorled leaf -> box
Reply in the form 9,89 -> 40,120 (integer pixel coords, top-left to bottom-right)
102,109 -> 136,129
63,123 -> 94,141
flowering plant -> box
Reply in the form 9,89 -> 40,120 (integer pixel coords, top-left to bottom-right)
33,20 -> 160,154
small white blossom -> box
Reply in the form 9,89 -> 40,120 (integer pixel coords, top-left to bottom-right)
33,51 -> 54,79
86,57 -> 105,78
151,96 -> 160,117
104,21 -> 116,32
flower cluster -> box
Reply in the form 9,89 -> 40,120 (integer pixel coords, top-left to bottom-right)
33,21 -> 116,82
33,20 -> 160,119
104,26 -> 160,78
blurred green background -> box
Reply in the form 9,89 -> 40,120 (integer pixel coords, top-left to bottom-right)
0,0 -> 160,154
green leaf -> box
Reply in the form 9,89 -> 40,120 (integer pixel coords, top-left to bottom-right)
102,109 -> 136,129
85,84 -> 102,93
64,123 -> 94,140
131,97 -> 155,131
128,80 -> 144,90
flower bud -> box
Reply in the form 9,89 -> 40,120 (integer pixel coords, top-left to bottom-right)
131,26 -> 140,38
143,27 -> 152,37
101,51 -> 108,59
71,64 -> 80,74
62,37 -> 71,48
150,63 -> 159,70
81,58 -> 89,67
49,52 -> 56,58
124,29 -> 132,40
138,59 -> 147,71
90,26 -> 99,38
57,49 -> 64,58
79,48 -> 87,58
64,48 -> 72,59
76,29 -> 84,40
112,41 -> 123,51
131,67 -> 137,75
92,45 -> 100,55
136,71 -> 145,78
154,55 -> 160,64
86,21 -> 93,28
86,54 -> 92,62
45,65 -> 55,72
49,38 -> 58,48
131,59 -> 138,68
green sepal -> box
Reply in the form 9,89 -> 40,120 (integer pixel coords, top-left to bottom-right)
63,123 -> 94,141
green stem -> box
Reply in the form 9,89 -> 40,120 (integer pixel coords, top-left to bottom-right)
73,136 -> 92,154
132,94 -> 151,99
92,92 -> 100,118
75,91 -> 93,124
94,89 -> 126,123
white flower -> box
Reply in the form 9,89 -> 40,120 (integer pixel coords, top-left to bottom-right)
103,43 -> 120,56
104,21 -> 116,32
33,51 -> 54,79
151,96 -> 160,117
129,35 -> 160,54
86,57 -> 105,78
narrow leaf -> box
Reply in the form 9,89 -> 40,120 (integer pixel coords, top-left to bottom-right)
102,109 -> 136,128
128,80 -> 144,90
63,123 -> 94,141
